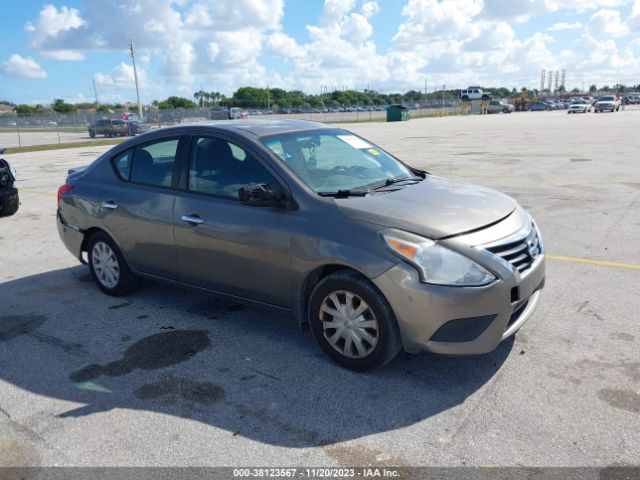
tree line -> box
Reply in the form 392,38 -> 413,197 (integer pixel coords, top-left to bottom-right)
3,82 -> 639,116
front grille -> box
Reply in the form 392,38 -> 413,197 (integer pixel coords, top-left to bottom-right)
486,224 -> 541,274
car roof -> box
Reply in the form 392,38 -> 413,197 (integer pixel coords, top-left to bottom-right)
155,119 -> 332,138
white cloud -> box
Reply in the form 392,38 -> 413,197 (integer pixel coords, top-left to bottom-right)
481,0 -> 546,22
185,0 -> 283,30
41,50 -> 85,61
630,0 -> 640,30
546,0 -> 630,11
361,1 -> 380,17
547,21 -> 583,31
266,32 -> 307,58
587,9 -> 630,37
23,0 -> 285,95
1,54 -> 47,79
25,5 -> 85,61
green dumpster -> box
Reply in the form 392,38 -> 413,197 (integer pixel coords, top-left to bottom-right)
386,104 -> 410,122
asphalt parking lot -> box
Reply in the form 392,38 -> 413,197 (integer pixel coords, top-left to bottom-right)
0,109 -> 639,468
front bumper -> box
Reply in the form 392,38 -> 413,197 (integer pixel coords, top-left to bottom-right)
372,216 -> 546,355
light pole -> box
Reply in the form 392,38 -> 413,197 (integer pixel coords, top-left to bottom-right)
129,40 -> 143,121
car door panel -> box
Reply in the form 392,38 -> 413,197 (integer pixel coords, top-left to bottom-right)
101,183 -> 177,279
173,134 -> 293,307
100,137 -> 184,280
174,194 -> 292,306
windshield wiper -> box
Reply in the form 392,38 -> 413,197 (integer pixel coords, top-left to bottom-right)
318,189 -> 369,198
368,175 -> 423,191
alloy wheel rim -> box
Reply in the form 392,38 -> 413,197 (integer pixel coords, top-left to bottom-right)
319,290 -> 379,358
92,242 -> 120,289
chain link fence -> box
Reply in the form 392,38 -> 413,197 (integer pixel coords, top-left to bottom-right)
0,103 -> 464,149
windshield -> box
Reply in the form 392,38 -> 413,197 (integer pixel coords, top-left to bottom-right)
600,96 -> 615,101
261,129 -> 413,193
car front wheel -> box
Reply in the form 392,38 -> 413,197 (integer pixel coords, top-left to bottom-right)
308,270 -> 402,371
88,232 -> 139,296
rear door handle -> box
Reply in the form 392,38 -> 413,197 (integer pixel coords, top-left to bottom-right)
101,200 -> 118,210
181,214 -> 204,225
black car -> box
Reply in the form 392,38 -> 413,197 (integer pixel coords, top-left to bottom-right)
0,148 -> 19,217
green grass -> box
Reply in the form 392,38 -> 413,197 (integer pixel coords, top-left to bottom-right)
4,138 -> 126,154
0,126 -> 86,133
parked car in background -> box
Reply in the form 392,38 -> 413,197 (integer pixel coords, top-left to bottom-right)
126,121 -> 151,135
568,99 -> 592,114
89,119 -> 129,138
594,95 -> 621,112
525,102 -> 551,111
57,120 -> 545,371
487,100 -> 514,114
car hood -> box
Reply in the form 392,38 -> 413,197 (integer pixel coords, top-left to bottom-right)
336,175 -> 517,239
596,100 -> 614,104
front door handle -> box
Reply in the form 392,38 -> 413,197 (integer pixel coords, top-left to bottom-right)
181,214 -> 204,225
101,200 -> 118,210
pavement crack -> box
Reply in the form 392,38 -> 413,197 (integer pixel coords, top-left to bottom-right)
0,405 -> 11,418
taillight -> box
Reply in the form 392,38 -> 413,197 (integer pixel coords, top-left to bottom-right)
57,183 -> 74,206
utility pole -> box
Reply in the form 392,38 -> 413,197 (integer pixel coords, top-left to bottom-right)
129,39 -> 143,121
93,78 -> 100,110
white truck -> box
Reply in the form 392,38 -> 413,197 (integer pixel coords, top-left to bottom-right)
460,87 -> 492,101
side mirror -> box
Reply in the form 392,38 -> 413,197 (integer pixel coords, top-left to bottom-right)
239,183 -> 282,207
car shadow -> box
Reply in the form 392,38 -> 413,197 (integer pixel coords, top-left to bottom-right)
1,265 -> 514,448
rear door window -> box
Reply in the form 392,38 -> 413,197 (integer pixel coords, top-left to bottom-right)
130,138 -> 179,188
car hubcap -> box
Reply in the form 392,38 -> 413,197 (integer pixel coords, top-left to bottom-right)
319,290 -> 379,358
92,242 -> 120,288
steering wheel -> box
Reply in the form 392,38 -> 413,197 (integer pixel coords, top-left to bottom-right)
331,165 -> 350,174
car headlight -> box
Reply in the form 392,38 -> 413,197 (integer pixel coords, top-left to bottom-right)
381,229 -> 495,286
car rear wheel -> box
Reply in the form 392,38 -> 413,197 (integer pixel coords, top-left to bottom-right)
88,232 -> 139,296
308,270 -> 402,371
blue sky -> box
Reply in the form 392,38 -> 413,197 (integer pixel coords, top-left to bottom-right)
1,0 -> 638,105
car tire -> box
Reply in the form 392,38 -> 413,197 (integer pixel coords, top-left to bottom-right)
87,232 -> 139,296
308,270 -> 402,371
